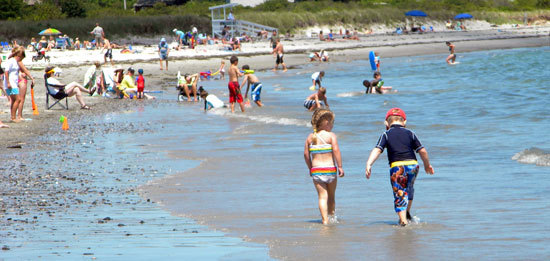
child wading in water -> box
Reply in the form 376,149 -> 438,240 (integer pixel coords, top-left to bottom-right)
241,65 -> 263,107
228,55 -> 245,113
304,109 -> 344,225
365,108 -> 434,226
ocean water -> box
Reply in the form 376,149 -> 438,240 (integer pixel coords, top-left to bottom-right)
21,46 -> 545,260
137,46 -> 550,260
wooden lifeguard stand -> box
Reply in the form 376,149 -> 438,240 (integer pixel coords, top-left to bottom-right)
209,3 -> 278,39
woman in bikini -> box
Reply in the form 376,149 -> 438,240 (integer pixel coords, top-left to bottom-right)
303,109 -> 344,225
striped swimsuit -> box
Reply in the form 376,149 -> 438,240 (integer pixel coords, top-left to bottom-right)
309,133 -> 337,183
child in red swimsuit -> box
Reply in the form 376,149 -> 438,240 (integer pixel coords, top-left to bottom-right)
137,68 -> 145,99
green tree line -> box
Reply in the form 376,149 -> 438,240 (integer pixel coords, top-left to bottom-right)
0,0 -> 548,21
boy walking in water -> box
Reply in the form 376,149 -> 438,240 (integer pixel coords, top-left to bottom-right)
446,42 -> 456,64
228,55 -> 245,113
271,38 -> 287,72
241,65 -> 263,107
365,108 -> 434,226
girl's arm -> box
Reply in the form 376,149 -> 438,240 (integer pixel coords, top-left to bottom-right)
4,71 -> 10,88
331,133 -> 344,177
365,148 -> 382,179
17,61 -> 35,86
303,135 -> 312,176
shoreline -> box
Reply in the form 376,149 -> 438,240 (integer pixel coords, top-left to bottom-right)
15,26 -> 549,69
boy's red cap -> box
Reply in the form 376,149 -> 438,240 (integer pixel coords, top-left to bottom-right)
385,108 -> 406,120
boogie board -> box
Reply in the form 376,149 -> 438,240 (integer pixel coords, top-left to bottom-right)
369,51 -> 377,71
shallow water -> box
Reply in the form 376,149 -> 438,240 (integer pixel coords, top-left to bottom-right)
8,46 -> 547,259
135,46 -> 550,260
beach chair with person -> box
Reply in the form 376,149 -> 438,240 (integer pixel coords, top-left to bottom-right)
44,74 -> 69,110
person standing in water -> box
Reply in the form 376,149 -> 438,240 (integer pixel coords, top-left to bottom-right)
446,41 -> 456,64
365,108 -> 434,226
228,55 -> 245,113
304,109 -> 344,225
271,38 -> 287,72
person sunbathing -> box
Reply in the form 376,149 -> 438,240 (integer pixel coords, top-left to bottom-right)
44,66 -> 92,109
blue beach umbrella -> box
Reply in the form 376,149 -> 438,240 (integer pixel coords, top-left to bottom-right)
454,13 -> 473,20
405,10 -> 427,17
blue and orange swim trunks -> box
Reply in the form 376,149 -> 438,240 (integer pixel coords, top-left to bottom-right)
389,160 -> 419,213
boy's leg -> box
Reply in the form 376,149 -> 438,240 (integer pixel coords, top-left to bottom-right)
405,165 -> 419,221
230,102 -> 235,113
239,101 -> 245,112
313,181 -> 329,225
390,166 -> 409,225
159,59 -> 163,70
255,100 -> 263,107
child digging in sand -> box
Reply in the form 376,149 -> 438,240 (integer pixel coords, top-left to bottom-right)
241,65 -> 263,107
228,55 -> 245,113
365,108 -> 434,226
304,109 -> 344,225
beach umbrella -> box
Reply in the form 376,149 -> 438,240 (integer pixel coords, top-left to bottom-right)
454,13 -> 473,20
405,10 -> 427,17
39,28 -> 62,36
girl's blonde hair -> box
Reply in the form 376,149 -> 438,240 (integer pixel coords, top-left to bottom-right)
310,109 -> 335,144
9,46 -> 26,59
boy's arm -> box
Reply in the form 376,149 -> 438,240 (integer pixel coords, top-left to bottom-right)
323,96 -> 329,108
365,148 -> 382,179
417,148 -> 434,174
242,76 -> 250,98
331,133 -> 344,177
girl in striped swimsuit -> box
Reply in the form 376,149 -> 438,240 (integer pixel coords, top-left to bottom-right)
303,109 -> 344,225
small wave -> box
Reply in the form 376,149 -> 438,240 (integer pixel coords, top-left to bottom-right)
512,148 -> 550,166
211,109 -> 310,127
336,91 -> 363,97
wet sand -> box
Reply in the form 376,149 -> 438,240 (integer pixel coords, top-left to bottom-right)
1,34 -> 548,258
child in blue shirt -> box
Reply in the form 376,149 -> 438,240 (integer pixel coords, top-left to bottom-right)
365,108 -> 434,226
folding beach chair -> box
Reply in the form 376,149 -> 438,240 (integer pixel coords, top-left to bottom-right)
55,38 -> 66,50
44,75 -> 69,110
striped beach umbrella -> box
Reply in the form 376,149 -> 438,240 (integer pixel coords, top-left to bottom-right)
39,28 -> 62,36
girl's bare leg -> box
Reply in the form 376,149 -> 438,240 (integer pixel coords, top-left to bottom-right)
314,181 -> 329,225
326,178 -> 337,216
10,94 -> 21,122
17,80 -> 28,120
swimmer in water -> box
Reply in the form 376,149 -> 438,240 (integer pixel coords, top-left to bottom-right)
446,41 -> 456,64
363,72 -> 393,94
303,109 -> 344,225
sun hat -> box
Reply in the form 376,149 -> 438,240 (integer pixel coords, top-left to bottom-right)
173,28 -> 177,32
160,37 -> 166,42
385,108 -> 406,121
138,68 -> 143,74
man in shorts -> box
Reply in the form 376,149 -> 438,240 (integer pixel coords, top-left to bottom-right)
271,38 -> 287,72
90,23 -> 104,49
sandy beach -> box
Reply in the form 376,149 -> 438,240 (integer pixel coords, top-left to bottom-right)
1,27 -> 549,258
